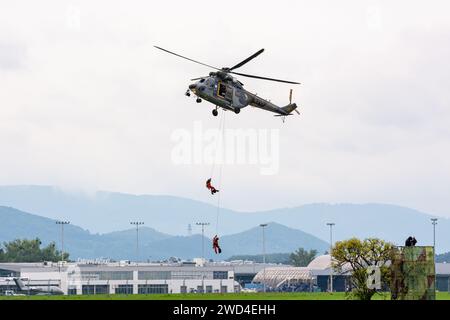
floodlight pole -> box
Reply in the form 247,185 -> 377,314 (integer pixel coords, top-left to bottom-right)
431,218 -> 438,251
130,221 -> 144,263
326,222 -> 335,293
196,222 -> 210,262
260,223 -> 268,293
56,221 -> 70,262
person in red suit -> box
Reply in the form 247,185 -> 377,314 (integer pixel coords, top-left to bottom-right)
212,235 -> 222,254
206,178 -> 219,195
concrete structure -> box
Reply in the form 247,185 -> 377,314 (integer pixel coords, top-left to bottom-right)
436,263 -> 450,292
0,261 -> 242,295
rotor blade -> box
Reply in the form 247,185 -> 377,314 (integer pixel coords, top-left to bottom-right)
154,46 -> 221,71
230,71 -> 300,84
190,77 -> 208,81
229,49 -> 265,71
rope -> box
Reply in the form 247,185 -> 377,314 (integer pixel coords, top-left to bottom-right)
215,112 -> 226,235
209,112 -> 225,179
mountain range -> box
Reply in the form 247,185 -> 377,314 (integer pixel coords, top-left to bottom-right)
0,206 -> 328,260
0,185 -> 448,253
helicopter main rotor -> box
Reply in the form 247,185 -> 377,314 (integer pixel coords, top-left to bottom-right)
154,46 -> 300,85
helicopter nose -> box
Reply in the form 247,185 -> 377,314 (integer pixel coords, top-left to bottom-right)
189,83 -> 197,90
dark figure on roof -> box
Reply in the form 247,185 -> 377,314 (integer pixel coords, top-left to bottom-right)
206,178 -> 219,195
405,236 -> 413,247
411,237 -> 417,246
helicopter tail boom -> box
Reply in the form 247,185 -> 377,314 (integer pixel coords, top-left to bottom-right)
280,103 -> 298,115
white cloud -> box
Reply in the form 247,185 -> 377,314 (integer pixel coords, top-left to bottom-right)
0,0 -> 450,217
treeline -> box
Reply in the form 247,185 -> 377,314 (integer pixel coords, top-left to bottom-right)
227,248 -> 317,267
0,238 -> 69,263
436,252 -> 450,263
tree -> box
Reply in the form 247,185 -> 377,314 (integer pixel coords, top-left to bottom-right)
436,252 -> 450,263
0,238 -> 69,262
332,238 -> 394,300
289,248 -> 317,267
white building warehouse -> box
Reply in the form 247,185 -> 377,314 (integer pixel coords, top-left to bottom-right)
0,261 -> 243,295
252,255 -> 450,292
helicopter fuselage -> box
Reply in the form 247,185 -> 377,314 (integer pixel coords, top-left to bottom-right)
154,45 -> 300,117
189,72 -> 294,116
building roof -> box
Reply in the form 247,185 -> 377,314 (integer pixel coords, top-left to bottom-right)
0,262 -> 236,273
253,267 -> 313,288
0,263 -> 63,273
307,255 -> 333,270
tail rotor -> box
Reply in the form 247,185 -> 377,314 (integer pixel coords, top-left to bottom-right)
289,89 -> 300,115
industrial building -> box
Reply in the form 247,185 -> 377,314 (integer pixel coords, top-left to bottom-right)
0,260 -> 243,295
2,256 -> 449,295
0,255 -> 350,295
253,255 -> 450,293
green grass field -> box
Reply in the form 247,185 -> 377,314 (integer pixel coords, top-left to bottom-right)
1,292 -> 450,300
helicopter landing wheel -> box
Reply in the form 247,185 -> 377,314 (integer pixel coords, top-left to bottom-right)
185,90 -> 191,97
196,98 -> 202,103
212,109 -> 218,117
234,108 -> 241,114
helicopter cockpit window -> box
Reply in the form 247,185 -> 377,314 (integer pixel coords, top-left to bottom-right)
206,79 -> 215,87
200,78 -> 206,83
218,82 -> 227,98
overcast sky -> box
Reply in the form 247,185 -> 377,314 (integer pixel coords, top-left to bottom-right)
1,0 -> 450,217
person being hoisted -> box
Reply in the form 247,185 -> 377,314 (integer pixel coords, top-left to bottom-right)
212,235 -> 222,254
206,178 -> 219,195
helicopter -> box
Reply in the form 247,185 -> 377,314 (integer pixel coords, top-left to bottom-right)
154,46 -> 301,118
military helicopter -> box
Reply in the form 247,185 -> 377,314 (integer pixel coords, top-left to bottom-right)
154,46 -> 301,118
